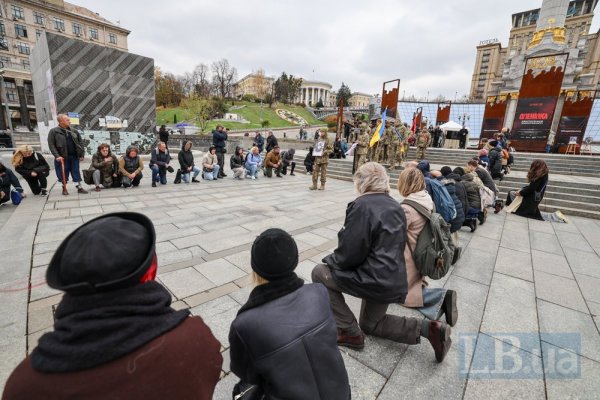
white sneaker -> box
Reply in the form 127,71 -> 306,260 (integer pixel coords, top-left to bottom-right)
251,176 -> 256,180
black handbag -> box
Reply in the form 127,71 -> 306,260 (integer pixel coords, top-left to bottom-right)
174,169 -> 182,184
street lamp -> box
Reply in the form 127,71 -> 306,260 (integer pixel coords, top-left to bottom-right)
0,69 -> 13,132
458,113 -> 470,128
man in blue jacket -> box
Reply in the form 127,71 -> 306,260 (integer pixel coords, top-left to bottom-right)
212,125 -> 227,178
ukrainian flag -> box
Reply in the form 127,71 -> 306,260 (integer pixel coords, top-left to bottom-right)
369,108 -> 387,147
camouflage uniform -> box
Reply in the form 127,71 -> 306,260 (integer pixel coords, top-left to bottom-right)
355,124 -> 370,170
375,125 -> 393,163
416,129 -> 431,161
388,125 -> 404,170
310,130 -> 333,190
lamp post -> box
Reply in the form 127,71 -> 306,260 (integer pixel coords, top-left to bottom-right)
458,113 -> 470,128
0,70 -> 13,132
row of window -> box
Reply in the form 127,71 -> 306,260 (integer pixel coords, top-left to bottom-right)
4,5 -> 118,44
0,71 -> 35,104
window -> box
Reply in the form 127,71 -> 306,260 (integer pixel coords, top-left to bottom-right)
4,81 -> 18,102
22,59 -> 30,70
72,23 -> 82,36
0,37 -> 7,51
33,11 -> 44,25
53,17 -> 65,31
0,21 -> 5,36
108,32 -> 117,44
14,24 -> 27,38
89,27 -> 98,40
0,56 -> 11,68
11,5 -> 24,20
17,41 -> 30,55
24,82 -> 34,105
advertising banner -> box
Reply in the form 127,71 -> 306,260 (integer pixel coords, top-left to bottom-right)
511,97 -> 558,141
480,97 -> 507,139
555,92 -> 594,146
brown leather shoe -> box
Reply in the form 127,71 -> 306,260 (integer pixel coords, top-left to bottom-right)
337,329 -> 365,350
427,321 -> 451,363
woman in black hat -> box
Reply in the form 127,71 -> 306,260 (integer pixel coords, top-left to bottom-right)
229,228 -> 350,399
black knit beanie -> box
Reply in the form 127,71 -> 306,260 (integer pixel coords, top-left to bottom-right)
251,228 -> 298,280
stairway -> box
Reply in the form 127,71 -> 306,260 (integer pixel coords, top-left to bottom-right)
293,148 -> 600,220
9,131 -> 42,151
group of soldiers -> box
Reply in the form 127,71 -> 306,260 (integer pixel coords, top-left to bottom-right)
349,117 -> 433,172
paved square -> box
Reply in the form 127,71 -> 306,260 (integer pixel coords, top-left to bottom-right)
1,165 -> 600,399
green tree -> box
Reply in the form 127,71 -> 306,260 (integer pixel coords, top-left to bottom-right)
155,67 -> 184,108
315,99 -> 324,109
261,120 -> 270,128
182,94 -> 229,132
173,114 -> 177,124
274,72 -> 302,104
336,82 -> 352,107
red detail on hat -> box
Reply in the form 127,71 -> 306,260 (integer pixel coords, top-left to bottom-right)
140,253 -> 158,283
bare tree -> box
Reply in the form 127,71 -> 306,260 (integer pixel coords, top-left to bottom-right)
211,59 -> 238,99
192,63 -> 212,98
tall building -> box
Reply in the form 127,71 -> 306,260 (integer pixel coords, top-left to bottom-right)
0,0 -> 129,130
470,0 -> 598,101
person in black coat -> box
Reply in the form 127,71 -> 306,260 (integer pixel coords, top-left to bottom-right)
506,160 -> 549,220
312,162 -> 452,363
0,162 -> 25,205
487,142 -> 503,180
178,141 -> 200,183
11,145 -> 50,195
158,125 -> 169,148
304,147 -> 315,173
254,132 -> 265,153
435,170 -> 465,234
229,229 -> 350,400
212,125 -> 228,178
265,131 -> 278,153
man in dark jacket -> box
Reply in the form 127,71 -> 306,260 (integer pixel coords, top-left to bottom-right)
435,169 -> 465,235
453,167 -> 480,232
254,132 -> 265,153
312,162 -> 452,363
158,125 -> 169,148
265,130 -> 278,153
149,142 -> 171,187
442,166 -> 469,228
178,141 -> 200,183
47,114 -> 88,195
229,229 -> 350,399
468,159 -> 497,194
212,124 -> 227,178
487,142 -> 503,180
280,148 -> 296,175
3,212 -> 223,400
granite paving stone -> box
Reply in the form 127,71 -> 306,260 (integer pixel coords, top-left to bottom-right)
543,344 -> 600,400
530,230 -> 564,255
554,231 -> 595,253
190,295 -> 241,348
194,259 -> 246,286
340,352 -> 387,400
494,247 -> 533,282
157,267 -> 215,299
500,226 -> 531,253
531,250 -> 574,279
534,270 -> 588,313
562,247 -> 600,278
574,273 -> 600,304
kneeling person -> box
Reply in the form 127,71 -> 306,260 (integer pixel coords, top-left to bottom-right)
119,146 -> 143,187
178,141 -> 201,183
264,146 -> 283,178
90,143 -> 120,192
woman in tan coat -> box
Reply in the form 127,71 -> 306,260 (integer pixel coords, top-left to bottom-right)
398,168 -> 458,326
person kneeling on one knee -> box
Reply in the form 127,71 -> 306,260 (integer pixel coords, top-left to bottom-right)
264,146 -> 283,178
119,146 -> 144,188
229,228 -> 350,399
311,162 -> 453,363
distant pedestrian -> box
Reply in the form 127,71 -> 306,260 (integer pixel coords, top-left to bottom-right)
212,124 -> 227,178
158,125 -> 169,148
265,131 -> 278,153
304,147 -> 315,174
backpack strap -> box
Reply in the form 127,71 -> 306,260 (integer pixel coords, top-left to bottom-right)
402,199 -> 433,220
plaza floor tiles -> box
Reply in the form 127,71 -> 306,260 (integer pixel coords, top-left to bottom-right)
3,167 -> 600,398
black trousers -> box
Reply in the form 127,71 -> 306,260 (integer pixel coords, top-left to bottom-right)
24,174 -> 48,195
216,150 -> 225,176
282,161 -> 296,175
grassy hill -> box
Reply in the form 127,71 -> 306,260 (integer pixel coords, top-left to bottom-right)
156,101 -> 324,132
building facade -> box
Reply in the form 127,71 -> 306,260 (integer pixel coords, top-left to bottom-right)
348,92 -> 373,108
470,0 -> 598,101
0,0 -> 129,130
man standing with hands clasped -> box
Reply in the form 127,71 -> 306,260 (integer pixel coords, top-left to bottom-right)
212,124 -> 228,178
47,114 -> 88,195
310,128 -> 333,191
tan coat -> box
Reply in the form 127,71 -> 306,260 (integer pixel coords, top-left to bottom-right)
400,204 -> 429,307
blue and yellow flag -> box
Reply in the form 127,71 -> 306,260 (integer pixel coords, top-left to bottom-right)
369,108 -> 387,147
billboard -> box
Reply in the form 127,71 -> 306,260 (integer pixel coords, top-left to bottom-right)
511,97 -> 558,141
480,97 -> 507,139
555,92 -> 595,146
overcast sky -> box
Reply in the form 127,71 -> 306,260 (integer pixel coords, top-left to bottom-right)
76,0 -> 599,99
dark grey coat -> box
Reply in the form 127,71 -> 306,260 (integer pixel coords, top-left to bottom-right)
324,192 -> 409,304
229,279 -> 350,399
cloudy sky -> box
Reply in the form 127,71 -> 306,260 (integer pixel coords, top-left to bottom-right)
77,0 -> 599,99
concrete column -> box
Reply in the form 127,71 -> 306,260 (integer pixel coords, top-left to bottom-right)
311,87 -> 315,105
15,79 -> 30,130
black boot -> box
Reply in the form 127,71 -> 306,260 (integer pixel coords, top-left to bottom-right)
437,290 -> 458,327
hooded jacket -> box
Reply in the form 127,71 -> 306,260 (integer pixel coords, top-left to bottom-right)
324,192 -> 409,304
488,147 -> 503,178
461,173 -> 481,209
178,142 -> 195,171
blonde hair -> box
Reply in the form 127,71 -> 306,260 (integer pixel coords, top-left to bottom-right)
353,162 -> 389,194
251,146 -> 259,153
397,167 -> 425,197
11,145 -> 34,167
252,271 -> 269,287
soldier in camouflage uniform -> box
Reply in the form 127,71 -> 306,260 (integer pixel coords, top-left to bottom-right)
416,128 -> 431,161
310,128 -> 333,191
388,122 -> 402,171
374,122 -> 393,163
355,123 -> 370,171
367,119 -> 379,162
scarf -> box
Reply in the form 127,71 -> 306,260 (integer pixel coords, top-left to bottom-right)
405,190 -> 434,211
238,273 -> 304,314
31,281 -> 189,373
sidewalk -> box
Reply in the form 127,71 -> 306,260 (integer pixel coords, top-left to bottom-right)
1,167 -> 599,399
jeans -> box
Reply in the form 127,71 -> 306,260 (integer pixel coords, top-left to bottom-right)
203,165 -> 220,180
419,287 -> 447,320
122,173 -> 142,187
54,156 -> 82,184
466,206 -> 481,219
181,166 -> 201,183
245,164 -> 259,178
151,165 -> 167,184
311,264 -> 421,344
